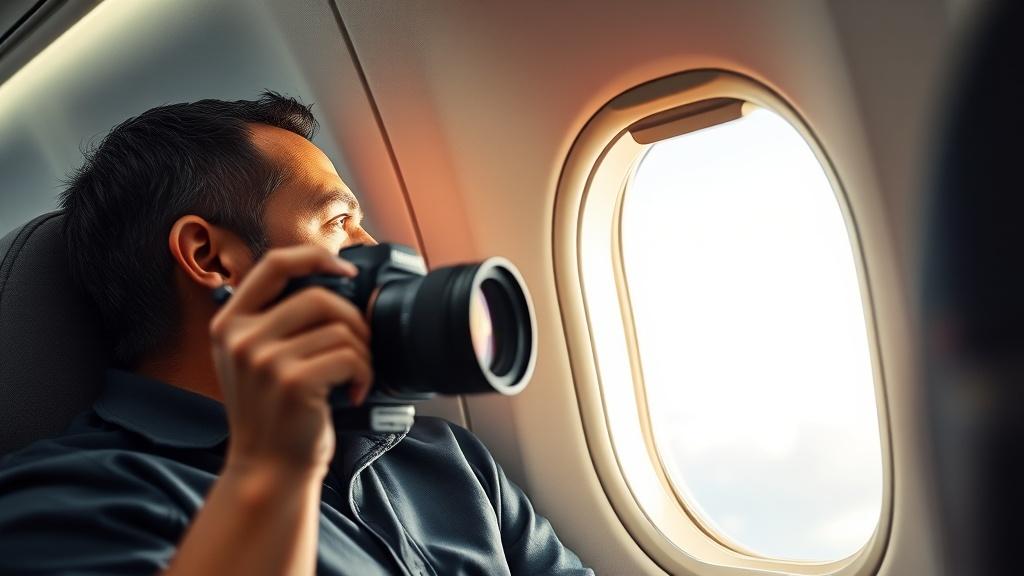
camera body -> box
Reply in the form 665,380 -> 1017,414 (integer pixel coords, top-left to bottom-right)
284,243 -> 427,317
273,242 -> 537,433
281,243 -> 434,411
214,242 -> 535,432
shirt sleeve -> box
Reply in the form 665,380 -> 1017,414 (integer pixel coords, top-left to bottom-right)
0,450 -> 182,575
495,464 -> 596,575
446,422 -> 595,576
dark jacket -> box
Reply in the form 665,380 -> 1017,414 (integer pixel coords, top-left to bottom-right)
0,370 -> 592,575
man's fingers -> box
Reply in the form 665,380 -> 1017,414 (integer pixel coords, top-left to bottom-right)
259,287 -> 370,342
219,245 -> 356,317
281,348 -> 373,406
258,321 -> 370,367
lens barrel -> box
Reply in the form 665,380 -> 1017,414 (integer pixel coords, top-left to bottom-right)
370,258 -> 536,397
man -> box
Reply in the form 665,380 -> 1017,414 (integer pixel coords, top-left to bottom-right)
0,93 -> 592,575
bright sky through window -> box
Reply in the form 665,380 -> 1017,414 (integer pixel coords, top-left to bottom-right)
620,108 -> 883,562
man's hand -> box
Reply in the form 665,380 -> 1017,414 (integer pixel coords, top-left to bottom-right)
209,244 -> 373,478
164,245 -> 372,576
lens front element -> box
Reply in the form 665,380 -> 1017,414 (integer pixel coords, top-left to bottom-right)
470,290 -> 495,371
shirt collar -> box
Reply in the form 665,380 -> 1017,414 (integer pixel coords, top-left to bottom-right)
93,369 -> 229,449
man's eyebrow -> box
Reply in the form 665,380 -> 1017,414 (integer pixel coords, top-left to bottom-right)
304,186 -> 361,216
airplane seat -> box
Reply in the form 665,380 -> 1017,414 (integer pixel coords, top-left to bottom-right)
0,211 -> 108,457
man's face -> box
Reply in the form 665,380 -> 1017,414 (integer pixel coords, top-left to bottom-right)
250,123 -> 376,254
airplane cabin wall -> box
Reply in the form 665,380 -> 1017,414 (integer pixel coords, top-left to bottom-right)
336,1 -> 949,574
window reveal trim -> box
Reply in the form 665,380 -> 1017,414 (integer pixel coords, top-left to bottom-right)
552,69 -> 894,576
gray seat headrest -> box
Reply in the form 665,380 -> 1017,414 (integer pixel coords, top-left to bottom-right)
0,211 -> 109,456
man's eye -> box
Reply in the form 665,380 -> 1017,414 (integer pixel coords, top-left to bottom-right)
329,215 -> 350,231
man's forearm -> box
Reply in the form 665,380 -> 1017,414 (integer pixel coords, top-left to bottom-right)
161,462 -> 324,576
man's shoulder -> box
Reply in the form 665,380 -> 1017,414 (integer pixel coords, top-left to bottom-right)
405,416 -> 494,461
406,415 -> 471,439
0,409 -> 214,518
0,410 -> 120,472
389,415 -> 502,489
0,412 -> 188,574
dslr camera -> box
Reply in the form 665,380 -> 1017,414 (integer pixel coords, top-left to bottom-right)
217,243 -> 537,433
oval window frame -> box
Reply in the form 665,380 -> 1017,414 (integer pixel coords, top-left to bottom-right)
552,69 -> 893,575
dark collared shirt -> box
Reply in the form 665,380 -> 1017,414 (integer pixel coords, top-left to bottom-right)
0,370 -> 592,575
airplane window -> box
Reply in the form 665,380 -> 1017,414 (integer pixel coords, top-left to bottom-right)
619,106 -> 883,562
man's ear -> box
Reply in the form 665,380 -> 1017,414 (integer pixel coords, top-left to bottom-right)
168,215 -> 253,289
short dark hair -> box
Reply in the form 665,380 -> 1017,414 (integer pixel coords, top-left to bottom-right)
60,91 -> 319,367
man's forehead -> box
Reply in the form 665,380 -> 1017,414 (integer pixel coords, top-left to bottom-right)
248,122 -> 358,206
248,122 -> 336,178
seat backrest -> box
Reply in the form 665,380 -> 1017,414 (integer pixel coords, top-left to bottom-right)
0,211 -> 108,456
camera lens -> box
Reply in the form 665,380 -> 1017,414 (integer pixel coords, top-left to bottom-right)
370,257 -> 536,397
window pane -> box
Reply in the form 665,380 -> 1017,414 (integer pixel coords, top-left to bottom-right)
620,108 -> 883,562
